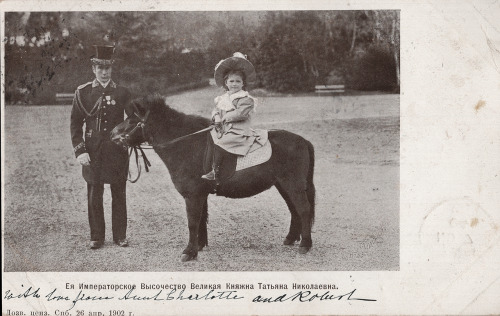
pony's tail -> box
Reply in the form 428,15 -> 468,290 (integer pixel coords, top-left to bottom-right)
306,140 -> 316,226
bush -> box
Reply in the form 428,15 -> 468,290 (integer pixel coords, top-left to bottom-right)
251,12 -> 327,93
5,44 -> 211,104
258,62 -> 310,93
348,45 -> 399,92
5,86 -> 23,105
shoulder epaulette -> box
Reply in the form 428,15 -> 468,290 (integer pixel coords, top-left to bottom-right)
77,82 -> 93,90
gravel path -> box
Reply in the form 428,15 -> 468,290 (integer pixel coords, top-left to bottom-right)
4,89 -> 399,271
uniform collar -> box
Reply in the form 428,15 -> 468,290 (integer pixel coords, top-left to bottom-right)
92,78 -> 117,88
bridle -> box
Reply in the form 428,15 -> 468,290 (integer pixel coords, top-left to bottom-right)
122,104 -> 216,182
123,105 -> 152,183
124,107 -> 151,144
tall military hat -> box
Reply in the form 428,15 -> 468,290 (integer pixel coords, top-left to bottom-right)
90,45 -> 115,65
214,52 -> 256,88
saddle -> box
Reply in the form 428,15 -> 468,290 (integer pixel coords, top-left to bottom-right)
203,133 -> 272,183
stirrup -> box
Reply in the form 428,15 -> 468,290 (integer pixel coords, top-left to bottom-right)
201,170 -> 216,181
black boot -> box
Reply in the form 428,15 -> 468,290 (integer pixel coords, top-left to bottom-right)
202,146 -> 223,182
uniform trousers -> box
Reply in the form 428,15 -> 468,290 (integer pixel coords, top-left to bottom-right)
87,182 -> 127,242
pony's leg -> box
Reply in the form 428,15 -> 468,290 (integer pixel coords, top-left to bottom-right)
276,179 -> 313,254
198,199 -> 208,251
275,183 -> 301,245
181,195 -> 207,262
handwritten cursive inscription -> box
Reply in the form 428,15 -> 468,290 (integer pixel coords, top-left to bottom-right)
4,287 -> 41,300
4,287 -> 115,311
252,289 -> 376,303
4,286 -> 243,311
119,288 -> 244,301
4,286 -> 375,311
67,290 -> 114,310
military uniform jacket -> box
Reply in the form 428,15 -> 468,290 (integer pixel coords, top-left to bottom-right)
70,79 -> 133,184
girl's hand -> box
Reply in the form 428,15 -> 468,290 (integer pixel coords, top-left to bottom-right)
214,122 -> 224,139
212,113 -> 222,123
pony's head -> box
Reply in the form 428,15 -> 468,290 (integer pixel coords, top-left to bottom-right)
111,94 -> 165,147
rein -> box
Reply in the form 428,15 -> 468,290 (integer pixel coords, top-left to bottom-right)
127,145 -> 152,183
153,125 -> 215,148
125,108 -> 150,182
124,107 -> 215,182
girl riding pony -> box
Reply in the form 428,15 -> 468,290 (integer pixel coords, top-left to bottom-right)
202,52 -> 267,183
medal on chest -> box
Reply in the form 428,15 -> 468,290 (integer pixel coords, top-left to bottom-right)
103,95 -> 116,105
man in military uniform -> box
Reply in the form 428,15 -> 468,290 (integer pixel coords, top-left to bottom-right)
70,45 -> 133,249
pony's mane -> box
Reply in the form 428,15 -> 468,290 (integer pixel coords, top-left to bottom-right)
133,94 -> 210,136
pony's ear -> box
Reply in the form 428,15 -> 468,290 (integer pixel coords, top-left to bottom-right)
144,93 -> 168,110
151,93 -> 166,106
152,93 -> 163,100
129,98 -> 147,117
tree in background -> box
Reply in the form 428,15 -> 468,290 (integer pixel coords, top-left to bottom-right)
347,10 -> 400,91
4,10 -> 400,104
4,12 -> 72,103
251,11 -> 332,92
249,10 -> 400,92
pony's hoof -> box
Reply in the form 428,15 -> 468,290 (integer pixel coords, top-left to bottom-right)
181,253 -> 197,262
283,238 -> 295,246
298,246 -> 311,254
198,245 -> 205,251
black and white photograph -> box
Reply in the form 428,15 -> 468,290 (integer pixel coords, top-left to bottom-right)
3,10 -> 400,271
2,1 -> 499,315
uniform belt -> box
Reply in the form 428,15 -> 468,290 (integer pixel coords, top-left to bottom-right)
86,130 -> 110,138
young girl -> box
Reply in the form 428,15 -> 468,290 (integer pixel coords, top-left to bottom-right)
202,53 -> 267,182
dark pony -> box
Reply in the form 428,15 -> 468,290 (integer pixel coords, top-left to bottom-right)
111,95 -> 315,262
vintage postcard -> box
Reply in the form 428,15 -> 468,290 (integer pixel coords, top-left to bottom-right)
1,0 -> 499,315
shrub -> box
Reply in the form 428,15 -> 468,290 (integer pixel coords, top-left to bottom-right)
348,45 -> 398,92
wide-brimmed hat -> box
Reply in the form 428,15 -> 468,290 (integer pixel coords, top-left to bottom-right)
214,52 -> 256,88
90,45 -> 115,65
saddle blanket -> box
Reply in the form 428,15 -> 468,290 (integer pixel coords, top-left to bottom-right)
236,140 -> 272,171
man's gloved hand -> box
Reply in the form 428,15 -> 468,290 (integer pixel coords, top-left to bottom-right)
77,153 -> 91,166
